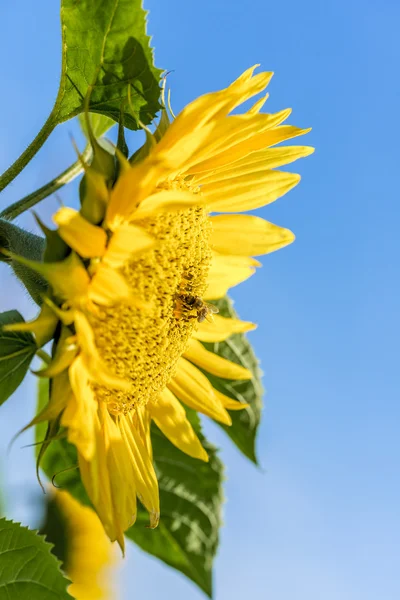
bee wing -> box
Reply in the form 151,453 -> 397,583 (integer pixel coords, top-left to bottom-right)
207,303 -> 219,314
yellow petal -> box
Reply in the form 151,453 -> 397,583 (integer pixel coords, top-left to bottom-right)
102,408 -> 138,537
78,416 -> 121,546
106,159 -> 162,226
119,413 -> 160,528
247,93 -> 269,115
210,215 -> 295,256
53,207 -> 107,258
88,264 -> 133,306
130,190 -> 203,221
168,358 -> 231,425
214,389 -> 249,411
184,339 -> 252,380
186,109 -> 291,172
195,145 -> 314,184
160,66 -> 271,144
201,170 -> 301,212
204,254 -> 256,300
188,125 -> 311,173
63,356 -> 98,461
151,388 -> 209,462
152,122 -> 216,174
193,314 -> 257,342
104,223 -> 156,268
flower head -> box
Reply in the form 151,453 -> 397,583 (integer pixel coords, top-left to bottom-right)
10,66 -> 313,547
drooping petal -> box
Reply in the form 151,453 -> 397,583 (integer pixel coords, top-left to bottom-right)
78,414 -> 119,546
118,413 -> 160,528
53,207 -> 107,258
183,338 -> 252,380
168,357 -> 231,425
63,356 -> 98,461
150,388 -> 209,461
193,314 -> 257,342
201,170 -> 301,212
210,215 -> 295,256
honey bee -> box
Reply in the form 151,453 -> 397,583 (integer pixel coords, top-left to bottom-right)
179,295 -> 219,323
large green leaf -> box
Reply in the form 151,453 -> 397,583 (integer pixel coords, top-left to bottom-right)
127,413 -> 223,598
0,311 -> 37,405
0,220 -> 47,305
0,518 -> 72,599
204,297 -> 263,464
58,0 -> 162,129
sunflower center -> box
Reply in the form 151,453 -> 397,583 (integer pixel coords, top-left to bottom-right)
89,205 -> 211,414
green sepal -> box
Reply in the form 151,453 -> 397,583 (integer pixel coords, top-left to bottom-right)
0,219 -> 47,305
34,214 -> 68,263
154,107 -> 171,142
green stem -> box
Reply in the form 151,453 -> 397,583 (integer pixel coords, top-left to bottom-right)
0,146 -> 92,221
36,348 -> 51,364
0,112 -> 58,194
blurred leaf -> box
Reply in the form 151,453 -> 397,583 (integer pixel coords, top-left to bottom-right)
204,297 -> 263,464
39,496 -> 69,571
0,518 -> 72,599
78,113 -> 115,141
58,0 -> 162,129
0,219 -> 47,304
127,411 -> 223,598
0,311 -> 37,405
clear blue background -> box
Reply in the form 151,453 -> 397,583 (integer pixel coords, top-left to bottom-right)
0,1 -> 399,599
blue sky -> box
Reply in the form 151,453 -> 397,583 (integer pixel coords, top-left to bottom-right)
0,1 -> 399,599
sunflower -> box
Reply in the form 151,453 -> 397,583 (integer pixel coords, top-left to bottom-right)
8,66 -> 313,548
53,489 -> 118,600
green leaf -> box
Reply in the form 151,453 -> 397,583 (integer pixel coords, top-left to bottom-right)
0,220 -> 47,305
204,297 -> 263,464
58,0 -> 162,129
127,412 -> 223,598
0,311 -> 37,405
0,518 -> 72,599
